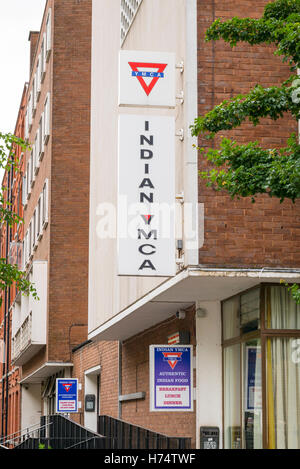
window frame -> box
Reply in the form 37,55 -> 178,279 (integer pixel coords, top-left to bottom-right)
221,283 -> 300,449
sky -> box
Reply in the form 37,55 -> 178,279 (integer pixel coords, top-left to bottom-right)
0,0 -> 46,134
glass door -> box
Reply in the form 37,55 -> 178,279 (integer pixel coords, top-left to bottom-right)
242,338 -> 262,449
266,336 -> 300,449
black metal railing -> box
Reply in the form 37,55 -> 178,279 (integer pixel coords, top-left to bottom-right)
11,414 -> 191,449
98,415 -> 191,449
44,415 -> 105,449
13,415 -> 105,450
1,421 -> 53,449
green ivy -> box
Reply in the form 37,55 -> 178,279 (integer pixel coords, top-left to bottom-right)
191,0 -> 300,203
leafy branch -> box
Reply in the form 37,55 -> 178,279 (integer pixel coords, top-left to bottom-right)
191,0 -> 300,303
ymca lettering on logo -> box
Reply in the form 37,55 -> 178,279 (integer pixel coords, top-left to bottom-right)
162,352 -> 183,370
128,62 -> 167,96
62,383 -> 73,392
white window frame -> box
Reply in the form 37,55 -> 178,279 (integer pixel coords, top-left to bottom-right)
39,113 -> 45,161
28,93 -> 33,131
42,179 -> 49,228
30,150 -> 35,188
37,56 -> 42,100
32,77 -> 37,115
28,222 -> 33,260
37,196 -> 42,241
26,160 -> 31,199
24,232 -> 28,267
22,173 -> 27,207
46,9 -> 52,61
25,110 -> 29,141
33,210 -> 37,250
40,36 -> 46,83
44,94 -> 50,144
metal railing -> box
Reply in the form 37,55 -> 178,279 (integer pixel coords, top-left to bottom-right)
98,415 -> 191,449
42,414 -> 105,450
0,421 -> 53,449
2,414 -> 191,449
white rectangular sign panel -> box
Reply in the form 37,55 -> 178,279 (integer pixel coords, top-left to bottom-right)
119,50 -> 175,108
118,114 -> 175,277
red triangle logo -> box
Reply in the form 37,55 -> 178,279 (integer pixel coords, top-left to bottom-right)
62,384 -> 72,393
167,360 -> 178,370
141,215 -> 153,225
128,62 -> 167,96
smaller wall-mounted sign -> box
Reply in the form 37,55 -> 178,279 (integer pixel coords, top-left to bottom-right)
119,50 -> 175,107
167,331 -> 190,345
149,345 -> 193,412
56,379 -> 78,414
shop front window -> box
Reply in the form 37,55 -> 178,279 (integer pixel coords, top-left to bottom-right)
242,339 -> 262,449
224,344 -> 241,449
222,284 -> 300,449
266,337 -> 300,449
265,286 -> 300,330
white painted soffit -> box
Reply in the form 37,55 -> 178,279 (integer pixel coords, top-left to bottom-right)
89,268 -> 300,342
20,362 -> 74,384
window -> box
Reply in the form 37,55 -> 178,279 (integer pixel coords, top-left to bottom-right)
28,223 -> 32,258
46,9 -> 52,60
32,77 -> 36,113
36,59 -> 41,100
42,179 -> 49,227
120,0 -> 143,44
222,284 -> 300,449
22,174 -> 27,206
40,38 -> 46,83
37,197 -> 41,240
25,111 -> 29,140
33,210 -> 36,250
30,151 -> 34,187
265,285 -> 300,329
44,94 -> 50,144
28,93 -> 33,130
39,114 -> 45,161
266,336 -> 300,449
26,161 -> 31,197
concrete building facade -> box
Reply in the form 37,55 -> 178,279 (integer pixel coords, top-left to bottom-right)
84,0 -> 300,449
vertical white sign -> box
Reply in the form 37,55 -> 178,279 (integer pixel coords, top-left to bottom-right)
119,51 -> 175,108
118,114 -> 175,277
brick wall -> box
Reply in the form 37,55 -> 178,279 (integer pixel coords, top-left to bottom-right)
71,340 -> 119,426
22,0 -> 53,375
47,0 -> 92,362
19,0 -> 92,381
197,0 -> 300,268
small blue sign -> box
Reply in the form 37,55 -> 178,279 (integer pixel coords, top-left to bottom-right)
56,379 -> 78,414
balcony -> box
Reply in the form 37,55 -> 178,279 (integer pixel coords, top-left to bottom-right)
11,261 -> 47,366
